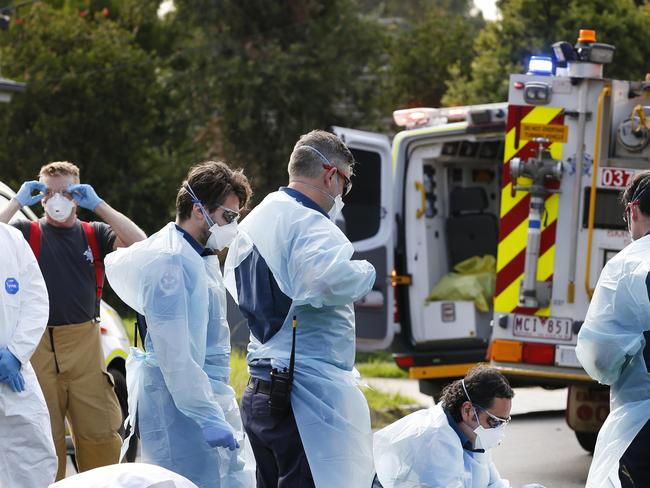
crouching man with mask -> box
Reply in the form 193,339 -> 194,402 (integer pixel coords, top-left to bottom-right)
105,161 -> 255,487
0,161 -> 146,480
373,366 -> 544,488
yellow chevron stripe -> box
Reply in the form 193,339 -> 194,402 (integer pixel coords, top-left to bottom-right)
499,183 -> 527,218
494,273 -> 522,312
496,219 -> 528,272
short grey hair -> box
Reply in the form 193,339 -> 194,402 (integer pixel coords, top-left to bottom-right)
288,130 -> 355,179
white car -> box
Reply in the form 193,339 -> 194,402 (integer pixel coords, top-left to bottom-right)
0,181 -> 136,465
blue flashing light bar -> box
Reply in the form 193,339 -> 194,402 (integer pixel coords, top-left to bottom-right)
527,56 -> 554,75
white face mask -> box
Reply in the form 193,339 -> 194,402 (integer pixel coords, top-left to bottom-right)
472,409 -> 507,450
327,174 -> 345,221
206,220 -> 238,251
328,193 -> 345,221
44,193 -> 75,222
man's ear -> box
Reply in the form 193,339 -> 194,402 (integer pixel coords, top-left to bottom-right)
192,203 -> 204,221
460,400 -> 473,422
323,167 -> 337,189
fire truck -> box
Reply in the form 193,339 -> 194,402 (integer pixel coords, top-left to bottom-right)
331,30 -> 650,452
487,30 -> 650,451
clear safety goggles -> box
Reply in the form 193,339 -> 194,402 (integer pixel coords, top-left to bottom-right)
44,188 -> 74,200
473,404 -> 511,428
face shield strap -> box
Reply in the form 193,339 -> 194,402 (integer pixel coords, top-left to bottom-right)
184,183 -> 215,227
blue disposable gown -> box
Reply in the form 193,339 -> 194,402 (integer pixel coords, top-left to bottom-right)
373,404 -> 510,488
576,234 -> 650,488
105,223 -> 254,488
224,190 -> 376,488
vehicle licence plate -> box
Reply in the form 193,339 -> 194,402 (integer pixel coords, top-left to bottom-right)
512,315 -> 573,341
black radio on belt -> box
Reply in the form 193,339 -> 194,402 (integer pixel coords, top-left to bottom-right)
269,315 -> 297,416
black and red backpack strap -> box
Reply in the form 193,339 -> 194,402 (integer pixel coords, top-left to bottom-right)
80,221 -> 104,320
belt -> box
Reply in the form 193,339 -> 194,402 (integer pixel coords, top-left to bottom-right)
248,376 -> 272,395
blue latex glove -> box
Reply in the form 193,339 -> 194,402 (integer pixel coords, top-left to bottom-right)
66,183 -> 104,211
202,424 -> 239,451
14,180 -> 46,207
0,370 -> 25,392
0,348 -> 24,392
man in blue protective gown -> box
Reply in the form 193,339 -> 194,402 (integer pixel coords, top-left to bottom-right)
576,171 -> 650,488
224,130 -> 376,488
105,161 -> 255,488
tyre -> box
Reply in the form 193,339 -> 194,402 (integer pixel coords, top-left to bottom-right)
109,367 -> 139,462
418,379 -> 451,403
575,431 -> 597,453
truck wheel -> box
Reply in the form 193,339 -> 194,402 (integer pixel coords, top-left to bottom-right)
575,431 -> 597,453
418,379 -> 449,403
109,367 -> 139,462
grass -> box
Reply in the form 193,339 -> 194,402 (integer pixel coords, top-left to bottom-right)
355,351 -> 408,379
356,360 -> 408,379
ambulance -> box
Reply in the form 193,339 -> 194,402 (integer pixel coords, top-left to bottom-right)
335,30 -> 650,451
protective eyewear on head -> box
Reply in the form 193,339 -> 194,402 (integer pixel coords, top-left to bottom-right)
322,163 -> 352,196
473,404 -> 511,428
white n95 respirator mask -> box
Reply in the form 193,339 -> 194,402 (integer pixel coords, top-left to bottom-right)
206,221 -> 238,251
472,412 -> 507,450
44,193 -> 75,222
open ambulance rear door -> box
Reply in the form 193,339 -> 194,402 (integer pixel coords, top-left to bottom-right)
332,127 -> 396,351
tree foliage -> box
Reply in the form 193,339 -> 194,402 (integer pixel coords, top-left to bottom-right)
171,0 -> 387,200
385,1 -> 484,108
